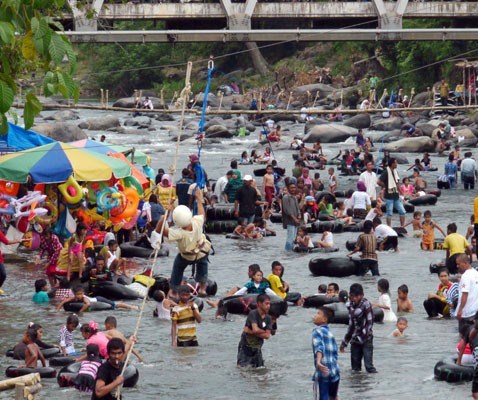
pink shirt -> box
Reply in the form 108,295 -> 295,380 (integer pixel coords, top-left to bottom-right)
87,332 -> 110,359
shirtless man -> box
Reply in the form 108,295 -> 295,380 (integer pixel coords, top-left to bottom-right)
262,165 -> 276,208
104,316 -> 143,362
412,169 -> 427,191
23,329 -> 46,368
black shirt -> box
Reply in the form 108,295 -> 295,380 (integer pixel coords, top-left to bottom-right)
235,185 -> 258,217
91,360 -> 123,400
242,309 -> 272,349
379,168 -> 399,200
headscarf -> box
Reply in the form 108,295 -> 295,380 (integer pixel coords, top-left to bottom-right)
160,174 -> 172,188
230,169 -> 242,185
357,180 -> 367,192
301,168 -> 312,186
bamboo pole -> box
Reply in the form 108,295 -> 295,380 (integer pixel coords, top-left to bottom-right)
286,91 -> 293,110
106,90 -> 109,109
0,373 -> 40,391
218,92 -> 224,112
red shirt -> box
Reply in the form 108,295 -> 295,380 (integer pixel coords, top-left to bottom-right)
0,230 -> 10,263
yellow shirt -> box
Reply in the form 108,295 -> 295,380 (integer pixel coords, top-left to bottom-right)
171,302 -> 198,342
168,215 -> 209,261
443,233 -> 469,256
266,273 -> 286,299
474,197 -> 478,223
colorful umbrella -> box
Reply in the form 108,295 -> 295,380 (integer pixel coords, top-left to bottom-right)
69,139 -> 150,166
0,142 -> 132,183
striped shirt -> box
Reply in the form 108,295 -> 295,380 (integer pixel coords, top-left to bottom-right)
312,325 -> 340,382
446,282 -> 459,317
171,303 -> 199,342
58,325 -> 75,354
356,233 -> 378,261
78,359 -> 102,379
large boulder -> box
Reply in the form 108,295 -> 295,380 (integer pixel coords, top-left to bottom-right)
44,110 -> 79,121
231,103 -> 249,111
455,128 -> 478,146
123,116 -> 152,128
78,115 -> 120,131
411,91 -> 433,107
270,114 -> 298,123
32,122 -> 87,142
302,123 -> 357,143
343,113 -> 371,129
384,136 -> 436,153
370,116 -> 404,131
112,96 -> 164,109
292,84 -> 335,105
205,125 -> 233,138
195,92 -> 219,107
416,120 -> 441,137
155,113 -> 175,122
204,118 -> 225,130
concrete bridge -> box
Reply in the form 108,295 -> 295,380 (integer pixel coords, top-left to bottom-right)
64,0 -> 478,42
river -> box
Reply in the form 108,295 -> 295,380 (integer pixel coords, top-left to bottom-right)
0,108 -> 472,399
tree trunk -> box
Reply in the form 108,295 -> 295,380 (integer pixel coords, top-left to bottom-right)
246,42 -> 269,76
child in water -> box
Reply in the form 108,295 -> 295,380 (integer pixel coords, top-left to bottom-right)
403,211 -> 422,238
294,226 -> 314,252
334,201 -> 355,225
316,226 -> 334,249
421,210 -> 445,251
58,314 -> 80,356
234,270 -> 276,296
327,168 -> 337,193
22,329 -> 47,368
73,343 -> 102,392
392,317 -> 408,337
32,279 -> 50,303
153,290 -> 176,320
397,284 -> 414,313
373,278 -> 397,322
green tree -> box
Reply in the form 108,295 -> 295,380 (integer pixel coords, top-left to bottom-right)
0,0 -> 78,132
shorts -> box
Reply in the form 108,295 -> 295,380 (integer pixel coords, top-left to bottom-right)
313,378 -> 340,400
46,264 -> 57,276
384,198 -> 406,217
177,339 -> 198,347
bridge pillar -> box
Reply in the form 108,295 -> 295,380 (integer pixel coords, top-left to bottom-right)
372,0 -> 409,31
67,0 -> 104,31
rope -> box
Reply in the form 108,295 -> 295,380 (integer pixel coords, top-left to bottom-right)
114,61 -> 193,399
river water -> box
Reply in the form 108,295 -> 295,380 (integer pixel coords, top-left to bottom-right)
0,109 -> 473,399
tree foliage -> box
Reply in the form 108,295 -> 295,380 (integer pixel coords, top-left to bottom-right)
0,0 -> 79,132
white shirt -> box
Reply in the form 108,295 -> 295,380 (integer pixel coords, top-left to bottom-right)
374,224 -> 397,241
265,119 -> 275,129
365,208 -> 378,221
214,176 -> 229,203
378,293 -> 397,322
458,268 -> 478,319
322,231 -> 334,245
351,191 -> 371,210
359,171 -> 378,200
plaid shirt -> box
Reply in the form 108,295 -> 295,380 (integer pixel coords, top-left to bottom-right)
312,325 -> 340,382
342,298 -> 374,346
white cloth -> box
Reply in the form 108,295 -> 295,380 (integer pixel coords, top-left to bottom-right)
265,119 -> 275,129
457,268 -> 478,319
156,300 -> 171,320
359,171 -> 378,200
374,224 -> 397,241
378,293 -> 397,322
351,191 -> 371,210
322,231 -> 334,246
214,176 -> 229,203
365,208 -> 379,222
386,167 -> 400,194
103,232 -> 115,247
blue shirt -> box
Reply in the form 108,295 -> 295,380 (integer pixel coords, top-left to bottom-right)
32,291 -> 50,303
244,280 -> 270,294
312,325 -> 340,382
444,161 -> 458,177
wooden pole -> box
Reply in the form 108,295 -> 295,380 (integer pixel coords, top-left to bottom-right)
106,90 -> 109,109
218,92 -> 224,112
0,373 -> 41,391
100,89 -> 104,108
286,91 -> 293,110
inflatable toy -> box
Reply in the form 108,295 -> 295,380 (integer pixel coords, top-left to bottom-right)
0,181 -> 20,196
58,176 -> 83,204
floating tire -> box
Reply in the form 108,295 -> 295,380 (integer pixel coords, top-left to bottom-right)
119,242 -> 169,258
309,257 -> 359,277
294,246 -> 339,254
147,276 -> 170,298
343,222 -> 364,233
49,355 -> 77,367
303,295 -> 339,309
221,294 -> 288,316
309,221 -> 343,234
426,189 -> 441,198
169,296 -> 204,312
64,301 -> 113,312
186,278 -> 218,296
437,180 -> 451,190
57,362 -> 139,388
205,220 -> 237,234
253,167 -> 286,177
316,191 -> 336,204
324,303 -> 384,324
434,356 -> 474,382
6,366 -> 57,379
226,231 -> 276,240
206,205 -> 236,221
270,213 -> 282,223
429,262 -> 446,274
89,281 -> 142,301
408,195 -> 438,206
6,347 -> 60,359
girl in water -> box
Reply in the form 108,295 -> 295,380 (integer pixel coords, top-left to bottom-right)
373,278 -> 397,322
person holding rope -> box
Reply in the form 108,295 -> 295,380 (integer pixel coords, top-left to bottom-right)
155,189 -> 211,297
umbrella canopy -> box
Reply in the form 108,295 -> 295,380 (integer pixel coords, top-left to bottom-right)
69,139 -> 150,166
0,142 -> 132,183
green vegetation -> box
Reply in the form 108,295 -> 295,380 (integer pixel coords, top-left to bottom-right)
0,0 -> 78,132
